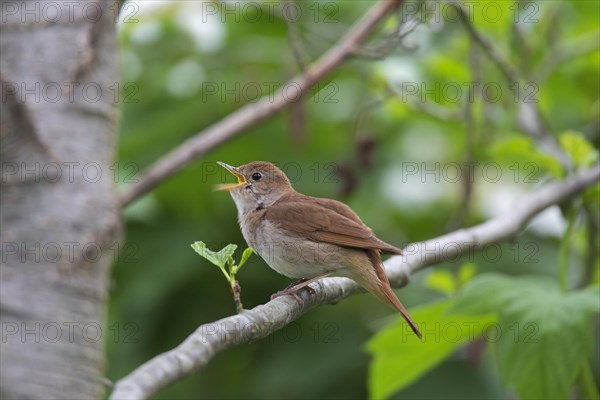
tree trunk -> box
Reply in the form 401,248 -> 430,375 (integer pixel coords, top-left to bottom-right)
1,1 -> 120,398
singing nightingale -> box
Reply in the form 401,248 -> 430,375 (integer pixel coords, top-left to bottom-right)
216,161 -> 421,338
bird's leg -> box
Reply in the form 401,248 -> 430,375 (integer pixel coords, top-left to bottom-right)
271,271 -> 333,304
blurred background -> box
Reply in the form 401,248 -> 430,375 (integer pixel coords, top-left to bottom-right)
108,1 -> 599,398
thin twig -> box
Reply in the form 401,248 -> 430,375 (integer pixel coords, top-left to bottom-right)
110,165 -> 600,400
446,0 -> 571,169
510,5 -> 533,76
282,0 -> 309,144
352,1 -> 425,59
577,202 -> 600,289
448,0 -> 519,83
232,280 -> 244,314
384,75 -> 462,122
409,99 -> 462,121
536,29 -> 600,84
447,43 -> 479,230
283,0 -> 309,71
119,0 -> 404,208
352,97 -> 386,139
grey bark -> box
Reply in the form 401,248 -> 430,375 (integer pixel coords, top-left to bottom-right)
1,1 -> 120,398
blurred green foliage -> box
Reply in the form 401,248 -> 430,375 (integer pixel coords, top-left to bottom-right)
366,299 -> 497,399
108,1 -> 599,398
453,274 -> 600,400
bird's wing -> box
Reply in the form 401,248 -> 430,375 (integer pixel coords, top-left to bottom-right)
265,193 -> 402,254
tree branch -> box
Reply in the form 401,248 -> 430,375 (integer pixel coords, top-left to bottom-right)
110,165 -> 600,400
119,0 -> 403,208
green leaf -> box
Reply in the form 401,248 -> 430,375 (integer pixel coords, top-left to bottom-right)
365,300 -> 496,399
215,244 -> 238,268
426,54 -> 470,83
191,241 -> 238,280
453,274 -> 600,399
191,241 -> 237,268
560,131 -> 599,168
383,97 -> 410,119
458,263 -> 477,286
238,247 -> 254,268
424,270 -> 457,295
191,241 -> 213,263
489,136 -> 564,179
579,360 -> 600,400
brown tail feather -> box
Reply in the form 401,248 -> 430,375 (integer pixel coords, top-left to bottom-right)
363,250 -> 422,340
375,274 -> 422,339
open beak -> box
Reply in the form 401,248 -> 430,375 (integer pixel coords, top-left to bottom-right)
215,162 -> 246,191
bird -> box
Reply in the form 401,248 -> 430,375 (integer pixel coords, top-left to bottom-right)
216,161 -> 421,339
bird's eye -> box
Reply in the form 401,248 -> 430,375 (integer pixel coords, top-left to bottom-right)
251,172 -> 262,181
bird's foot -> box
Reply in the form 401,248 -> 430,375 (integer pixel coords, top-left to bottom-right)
282,278 -> 310,291
270,272 -> 333,306
271,278 -> 319,307
304,285 -> 316,295
270,288 -> 305,308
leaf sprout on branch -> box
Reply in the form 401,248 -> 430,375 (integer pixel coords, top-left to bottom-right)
191,241 -> 253,313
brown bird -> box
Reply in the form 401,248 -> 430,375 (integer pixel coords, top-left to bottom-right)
216,161 -> 421,339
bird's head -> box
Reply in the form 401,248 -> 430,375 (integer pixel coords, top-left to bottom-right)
216,161 -> 292,215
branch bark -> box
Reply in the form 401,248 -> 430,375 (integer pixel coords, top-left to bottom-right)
119,0 -> 403,208
110,165 -> 599,400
